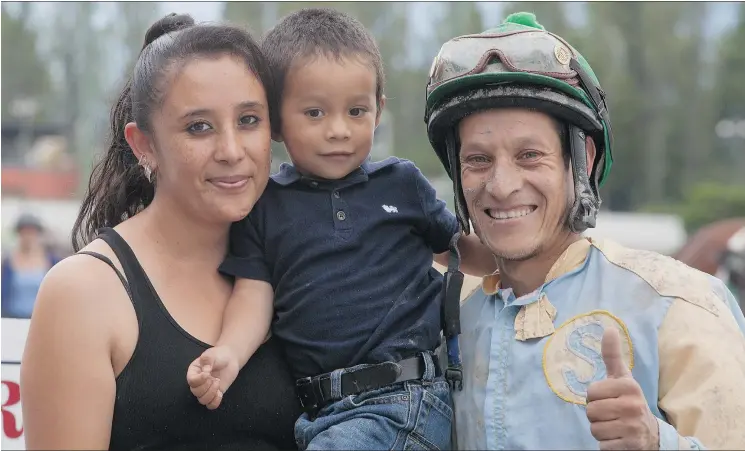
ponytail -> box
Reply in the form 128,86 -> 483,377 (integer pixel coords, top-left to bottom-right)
71,79 -> 154,251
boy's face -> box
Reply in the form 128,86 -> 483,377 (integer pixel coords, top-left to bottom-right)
277,54 -> 381,180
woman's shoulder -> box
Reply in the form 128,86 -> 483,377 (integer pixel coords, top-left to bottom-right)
36,239 -> 131,323
45,240 -> 121,282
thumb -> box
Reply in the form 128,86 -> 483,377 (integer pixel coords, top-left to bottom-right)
601,327 -> 630,379
203,346 -> 233,372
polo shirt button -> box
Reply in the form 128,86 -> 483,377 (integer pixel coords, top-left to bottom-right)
333,191 -> 340,198
310,181 -> 318,187
336,211 -> 346,221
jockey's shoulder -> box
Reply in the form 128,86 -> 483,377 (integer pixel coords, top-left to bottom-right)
591,239 -> 724,316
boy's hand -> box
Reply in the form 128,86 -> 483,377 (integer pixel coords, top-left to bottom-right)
186,346 -> 240,410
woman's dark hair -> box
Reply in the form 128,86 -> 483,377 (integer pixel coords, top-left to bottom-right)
71,13 -> 276,251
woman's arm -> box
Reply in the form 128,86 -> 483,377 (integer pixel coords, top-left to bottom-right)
21,257 -> 118,449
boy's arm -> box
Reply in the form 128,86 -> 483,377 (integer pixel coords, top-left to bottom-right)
187,216 -> 275,408
216,278 -> 274,368
217,215 -> 275,367
186,279 -> 274,410
409,162 -> 497,276
187,284 -> 272,409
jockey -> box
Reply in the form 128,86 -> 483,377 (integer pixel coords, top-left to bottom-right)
425,12 -> 745,450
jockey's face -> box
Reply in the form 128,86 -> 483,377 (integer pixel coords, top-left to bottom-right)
458,108 -> 592,262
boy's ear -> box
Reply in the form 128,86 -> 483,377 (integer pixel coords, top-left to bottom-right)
375,95 -> 387,128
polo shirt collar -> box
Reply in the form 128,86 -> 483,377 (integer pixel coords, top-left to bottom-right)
270,156 -> 399,188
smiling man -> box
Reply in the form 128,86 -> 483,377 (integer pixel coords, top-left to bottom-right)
425,12 -> 745,451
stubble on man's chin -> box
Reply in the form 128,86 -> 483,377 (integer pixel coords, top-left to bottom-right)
497,246 -> 542,262
470,218 -> 540,263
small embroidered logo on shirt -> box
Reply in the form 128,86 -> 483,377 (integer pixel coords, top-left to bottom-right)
382,205 -> 398,213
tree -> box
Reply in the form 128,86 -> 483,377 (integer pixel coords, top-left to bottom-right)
223,1 -> 266,36
117,3 -> 162,72
711,3 -> 745,183
0,4 -> 53,123
572,3 -> 716,211
715,3 -> 745,120
644,182 -> 745,233
436,2 -> 483,43
32,2 -> 112,192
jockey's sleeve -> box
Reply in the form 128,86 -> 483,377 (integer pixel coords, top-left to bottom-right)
656,283 -> 745,450
713,276 -> 745,334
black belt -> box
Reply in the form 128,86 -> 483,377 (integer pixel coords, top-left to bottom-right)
296,354 -> 441,412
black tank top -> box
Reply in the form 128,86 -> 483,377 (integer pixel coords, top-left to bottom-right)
80,228 -> 301,451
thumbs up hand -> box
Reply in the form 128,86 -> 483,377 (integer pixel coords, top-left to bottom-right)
586,328 -> 659,450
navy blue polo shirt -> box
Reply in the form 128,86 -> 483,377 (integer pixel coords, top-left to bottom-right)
219,157 -> 459,379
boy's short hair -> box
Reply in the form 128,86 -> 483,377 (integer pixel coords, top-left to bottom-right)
261,7 -> 385,133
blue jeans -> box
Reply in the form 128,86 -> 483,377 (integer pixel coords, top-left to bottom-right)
294,353 -> 453,450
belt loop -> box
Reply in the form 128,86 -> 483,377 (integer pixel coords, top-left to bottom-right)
329,369 -> 344,400
421,351 -> 436,382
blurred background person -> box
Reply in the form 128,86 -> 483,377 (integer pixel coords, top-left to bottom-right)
1,213 -> 59,319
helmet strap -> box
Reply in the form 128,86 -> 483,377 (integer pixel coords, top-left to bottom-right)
568,125 -> 601,233
446,130 -> 472,235
570,57 -> 614,152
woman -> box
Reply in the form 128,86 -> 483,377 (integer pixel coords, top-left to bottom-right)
20,13 -> 301,450
1,213 -> 59,319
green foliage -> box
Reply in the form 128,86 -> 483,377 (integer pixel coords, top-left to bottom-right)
715,3 -> 745,119
223,1 -> 265,35
436,2 -> 484,48
1,5 -> 52,123
221,1 -> 745,208
118,3 -> 162,71
5,1 -> 745,217
642,183 -> 745,232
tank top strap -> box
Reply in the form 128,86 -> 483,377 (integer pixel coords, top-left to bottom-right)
76,250 -> 132,300
94,227 -> 161,319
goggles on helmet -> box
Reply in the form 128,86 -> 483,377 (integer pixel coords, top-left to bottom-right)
424,27 -> 614,184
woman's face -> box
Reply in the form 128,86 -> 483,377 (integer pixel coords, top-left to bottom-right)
128,54 -> 272,225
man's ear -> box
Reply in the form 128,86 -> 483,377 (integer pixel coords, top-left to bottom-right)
375,95 -> 387,128
585,135 -> 597,177
124,122 -> 157,169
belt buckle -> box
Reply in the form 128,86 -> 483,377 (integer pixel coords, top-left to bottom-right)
295,377 -> 319,412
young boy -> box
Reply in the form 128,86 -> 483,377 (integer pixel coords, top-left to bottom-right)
187,8 -> 496,450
